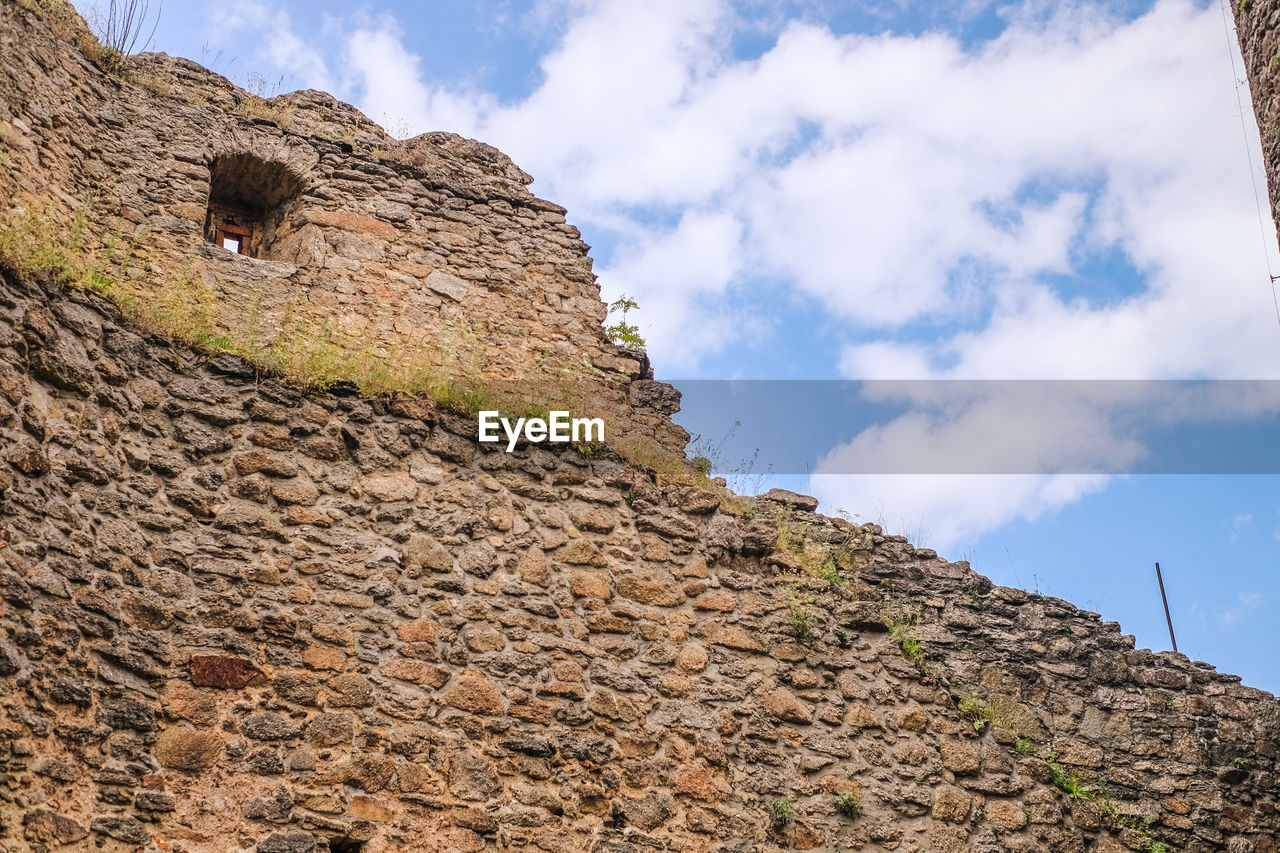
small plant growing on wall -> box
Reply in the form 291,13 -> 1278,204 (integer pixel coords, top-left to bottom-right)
834,791 -> 861,819
1048,760 -> 1099,800
787,589 -> 819,643
606,293 -> 646,351
772,798 -> 796,823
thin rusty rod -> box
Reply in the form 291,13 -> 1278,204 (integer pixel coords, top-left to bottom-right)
1155,562 -> 1178,653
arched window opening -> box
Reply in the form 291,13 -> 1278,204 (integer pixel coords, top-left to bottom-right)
204,153 -> 304,259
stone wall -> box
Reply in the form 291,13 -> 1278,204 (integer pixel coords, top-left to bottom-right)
1236,0 -> 1280,239
0,2 -> 1278,852
0,1 -> 686,458
0,267 -> 1277,853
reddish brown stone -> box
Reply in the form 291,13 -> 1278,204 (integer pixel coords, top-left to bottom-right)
570,571 -> 612,599
693,591 -> 736,611
326,673 -> 375,707
23,809 -> 88,845
189,654 -> 261,689
673,760 -> 729,801
382,660 -> 450,688
702,623 -> 764,652
285,505 -> 334,527
164,682 -> 219,726
509,694 -> 554,724
395,621 -> 439,643
676,645 -> 709,672
6,446 -> 50,476
350,795 -> 394,822
939,737 -> 981,775
587,689 -> 640,722
554,540 -> 608,567
341,753 -> 397,792
232,450 -> 297,477
617,569 -> 685,606
302,644 -> 346,672
442,669 -> 505,715
932,785 -> 971,822
519,548 -> 550,586
761,687 -> 813,724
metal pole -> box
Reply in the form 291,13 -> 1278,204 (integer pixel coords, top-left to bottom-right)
1155,562 -> 1178,653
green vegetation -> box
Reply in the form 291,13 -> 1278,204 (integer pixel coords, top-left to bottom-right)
1112,813 -> 1170,853
775,510 -> 873,587
605,293 -> 646,351
956,694 -> 1013,733
787,591 -> 819,644
1048,760 -> 1099,800
833,792 -> 861,820
94,45 -> 128,77
0,195 -> 740,502
996,725 -> 1175,850
0,198 -> 500,411
881,607 -> 943,683
0,198 -> 101,291
957,696 -> 992,732
236,94 -> 296,129
772,799 -> 796,822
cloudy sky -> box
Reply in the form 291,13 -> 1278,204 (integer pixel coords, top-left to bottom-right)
82,0 -> 1280,692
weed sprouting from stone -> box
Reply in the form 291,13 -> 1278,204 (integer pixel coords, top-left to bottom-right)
834,792 -> 861,819
787,591 -> 819,644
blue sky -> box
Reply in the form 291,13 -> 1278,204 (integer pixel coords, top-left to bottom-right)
80,0 -> 1280,692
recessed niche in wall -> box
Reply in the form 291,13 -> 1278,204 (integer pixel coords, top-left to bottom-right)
204,153 -> 304,259
328,840 -> 365,853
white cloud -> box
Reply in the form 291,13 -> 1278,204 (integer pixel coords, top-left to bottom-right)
203,1 -> 334,93
806,382 -> 1130,548
805,380 -> 1280,543
809,473 -> 1108,550
598,211 -> 747,366
262,21 -> 332,92
190,0 -> 1280,379
344,24 -> 494,138
201,0 -> 1280,544
1218,591 -> 1262,628
812,385 -> 1150,476
248,0 -> 1280,379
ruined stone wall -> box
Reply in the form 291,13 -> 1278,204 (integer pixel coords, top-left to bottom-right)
0,2 -> 1278,852
1236,0 -> 1280,239
0,1 -> 685,457
0,270 -> 1277,853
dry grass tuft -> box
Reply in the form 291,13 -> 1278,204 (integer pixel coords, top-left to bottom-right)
0,195 -> 713,484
